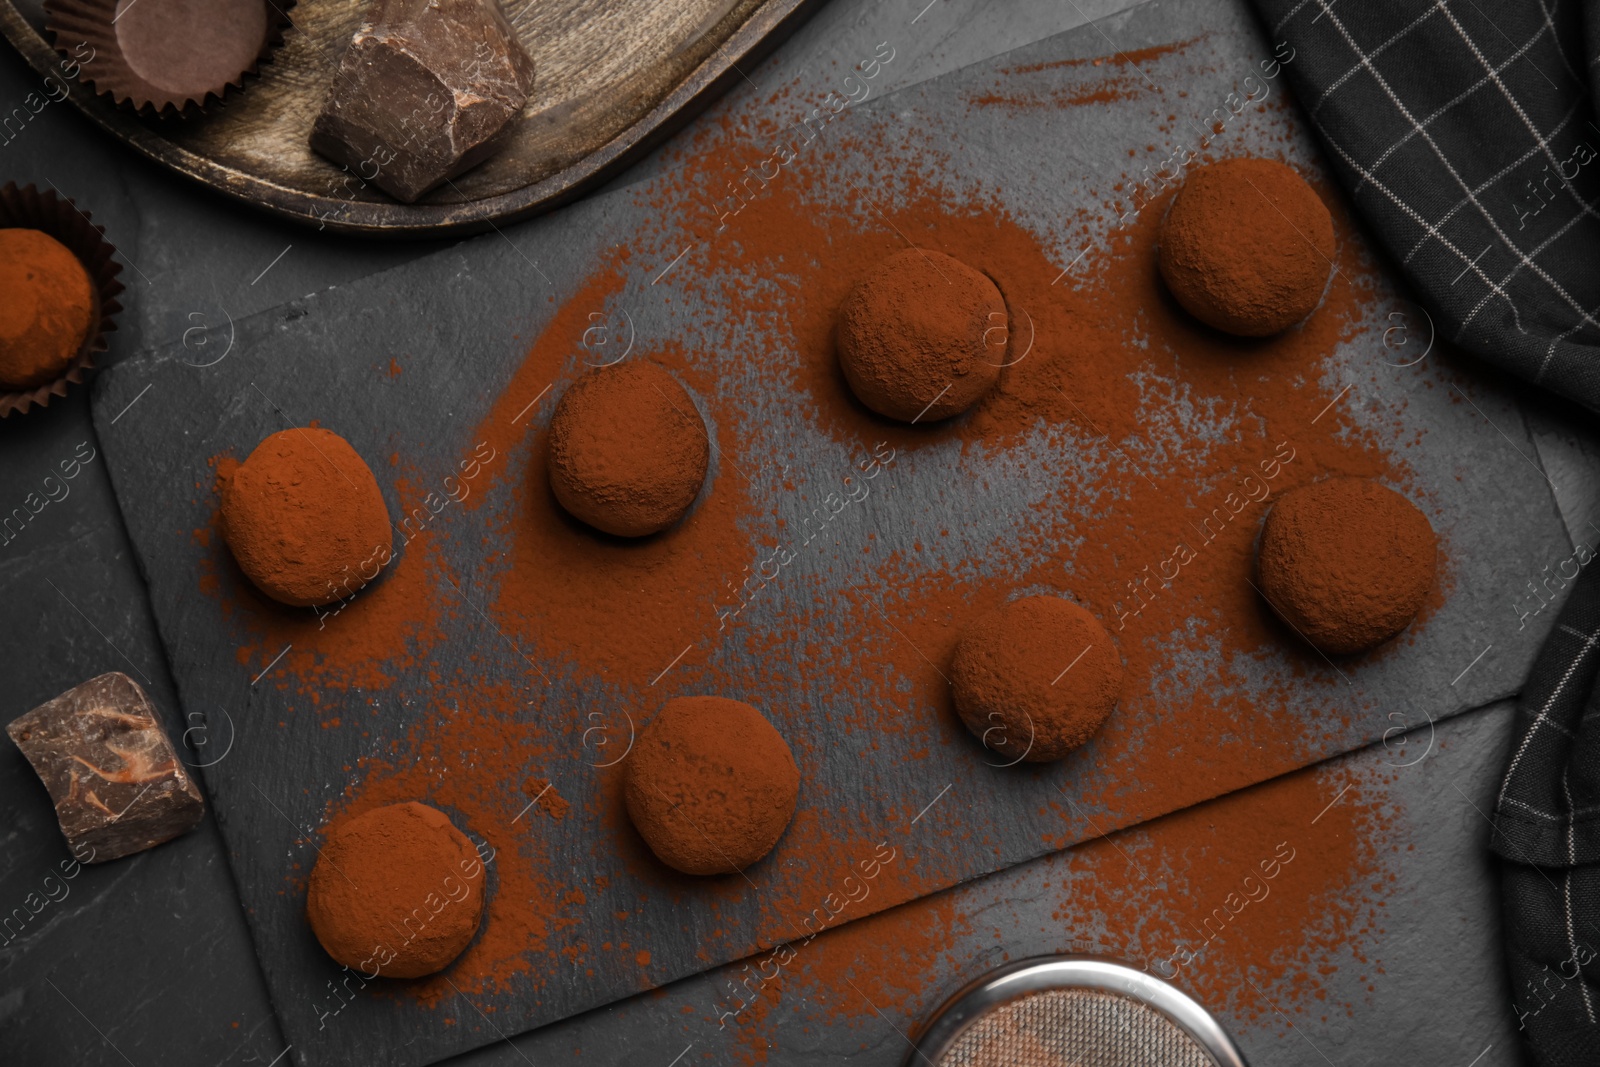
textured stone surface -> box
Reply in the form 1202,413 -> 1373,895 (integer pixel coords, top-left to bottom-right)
93,0 -> 1578,1057
5,0 -> 1600,1064
7,671 -> 205,862
310,0 -> 536,203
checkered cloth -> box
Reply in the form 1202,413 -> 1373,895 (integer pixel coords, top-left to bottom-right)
1487,564 -> 1600,1066
1252,0 -> 1600,413
1247,2 -> 1600,1062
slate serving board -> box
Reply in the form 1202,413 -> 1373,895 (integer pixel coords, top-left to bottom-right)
91,0 -> 1574,1064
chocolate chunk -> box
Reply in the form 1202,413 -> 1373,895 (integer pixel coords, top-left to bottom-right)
309,0 -> 536,203
7,672 -> 205,862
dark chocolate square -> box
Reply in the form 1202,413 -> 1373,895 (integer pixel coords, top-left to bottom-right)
8,671 -> 205,862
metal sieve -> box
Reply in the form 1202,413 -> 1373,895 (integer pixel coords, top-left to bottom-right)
903,956 -> 1249,1067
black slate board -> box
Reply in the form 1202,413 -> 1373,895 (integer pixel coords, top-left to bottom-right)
90,0 -> 1573,1064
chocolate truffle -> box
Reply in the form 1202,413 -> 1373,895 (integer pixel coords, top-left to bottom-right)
950,595 -> 1123,762
547,360 -> 710,537
306,802 -> 485,978
1158,158 -> 1335,337
1256,478 -> 1437,655
112,0 -> 270,100
835,248 -> 1005,422
222,427 -> 393,608
624,696 -> 800,875
0,229 -> 95,391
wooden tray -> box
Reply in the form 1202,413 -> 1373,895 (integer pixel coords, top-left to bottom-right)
0,0 -> 822,237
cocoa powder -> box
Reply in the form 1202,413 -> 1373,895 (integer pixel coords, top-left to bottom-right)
547,359 -> 711,537
221,428 -> 392,608
1158,157 -> 1335,336
1256,477 -> 1438,655
835,247 -> 1005,422
209,71 -> 1440,1013
0,228 -> 94,391
624,696 -> 800,875
950,595 -> 1123,762
306,801 -> 486,979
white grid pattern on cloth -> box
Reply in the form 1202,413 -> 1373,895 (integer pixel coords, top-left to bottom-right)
1399,103 -> 1588,266
1367,24 -> 1557,188
1541,299 -> 1599,378
1505,796 -> 1573,820
1534,0 -> 1586,84
1560,761 -> 1597,1024
1435,4 -> 1600,338
1497,623 -> 1600,812
1309,4 -> 1446,115
1288,18 -> 1524,312
1564,865 -> 1599,1022
1272,0 -> 1318,36
1565,769 -> 1578,865
1531,711 -> 1578,739
1274,0 -> 1600,411
1433,2 -> 1590,199
1315,133 -> 1526,327
1304,0 -> 1600,348
1463,198 -> 1594,335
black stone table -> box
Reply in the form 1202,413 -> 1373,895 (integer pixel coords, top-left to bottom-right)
2,0 -> 1598,1064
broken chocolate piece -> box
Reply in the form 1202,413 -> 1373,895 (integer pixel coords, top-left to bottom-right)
7,672 -> 205,862
309,0 -> 536,203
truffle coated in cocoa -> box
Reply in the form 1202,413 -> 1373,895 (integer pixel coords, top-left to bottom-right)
1255,477 -> 1437,655
835,247 -> 1005,422
306,801 -> 486,978
1158,158 -> 1335,337
547,360 -> 711,537
950,595 -> 1122,762
0,229 -> 95,392
624,696 -> 800,875
221,427 -> 393,607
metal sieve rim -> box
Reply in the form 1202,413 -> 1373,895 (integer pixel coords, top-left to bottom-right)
902,954 -> 1249,1067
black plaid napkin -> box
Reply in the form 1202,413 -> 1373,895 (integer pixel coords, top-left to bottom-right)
1250,0 -> 1600,412
1488,563 -> 1600,1066
1245,1 -> 1600,1062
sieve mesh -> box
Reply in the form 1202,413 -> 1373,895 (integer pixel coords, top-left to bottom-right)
934,988 -> 1218,1067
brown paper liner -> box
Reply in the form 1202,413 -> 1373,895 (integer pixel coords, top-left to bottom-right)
0,183 -> 124,419
44,0 -> 294,119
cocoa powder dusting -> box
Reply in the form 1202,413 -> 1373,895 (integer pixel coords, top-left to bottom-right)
306,802 -> 486,979
547,360 -> 711,537
706,756 -> 1397,1064
835,247 -> 1004,422
203,51 -> 1445,1020
1158,157 -> 1336,336
220,428 -> 393,608
624,696 -> 800,876
950,595 -> 1123,762
969,40 -> 1201,110
1256,477 -> 1438,655
523,778 -> 570,820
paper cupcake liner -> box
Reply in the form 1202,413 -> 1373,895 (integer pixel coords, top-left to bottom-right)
44,0 -> 295,119
0,182 -> 124,419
